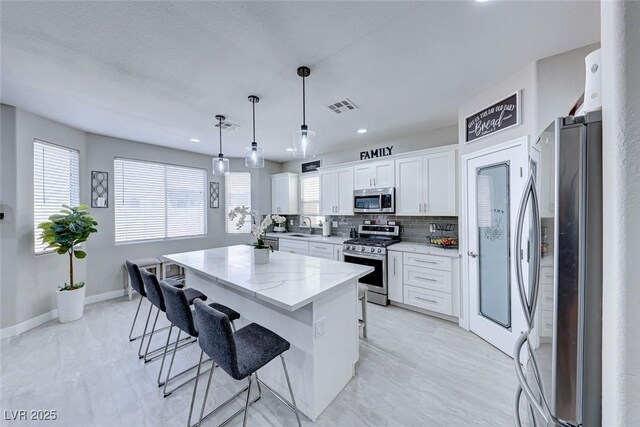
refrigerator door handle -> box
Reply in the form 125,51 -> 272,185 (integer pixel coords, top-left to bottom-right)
513,331 -> 550,426
514,173 -> 542,329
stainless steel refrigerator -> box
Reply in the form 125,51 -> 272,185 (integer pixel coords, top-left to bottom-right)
513,111 -> 602,426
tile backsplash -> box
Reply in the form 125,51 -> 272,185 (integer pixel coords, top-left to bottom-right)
280,214 -> 458,244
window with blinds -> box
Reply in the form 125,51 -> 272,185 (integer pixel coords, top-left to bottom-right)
114,158 -> 207,243
226,172 -> 252,233
300,174 -> 320,215
33,140 -> 80,254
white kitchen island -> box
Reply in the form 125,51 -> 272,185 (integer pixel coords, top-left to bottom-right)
162,245 -> 373,421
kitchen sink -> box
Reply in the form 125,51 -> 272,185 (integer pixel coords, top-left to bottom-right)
287,234 -> 317,238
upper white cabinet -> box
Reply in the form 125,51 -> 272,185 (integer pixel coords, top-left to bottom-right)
319,166 -> 353,215
353,159 -> 394,190
395,150 -> 457,216
271,173 -> 299,214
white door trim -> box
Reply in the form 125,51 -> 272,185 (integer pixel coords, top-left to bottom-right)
459,137 -> 528,331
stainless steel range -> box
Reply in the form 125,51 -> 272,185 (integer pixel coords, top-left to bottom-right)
342,225 -> 400,306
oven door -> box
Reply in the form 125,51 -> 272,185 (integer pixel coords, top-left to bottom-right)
343,252 -> 387,295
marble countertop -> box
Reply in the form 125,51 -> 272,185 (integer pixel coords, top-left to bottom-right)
388,242 -> 461,258
266,232 -> 347,245
163,245 -> 373,311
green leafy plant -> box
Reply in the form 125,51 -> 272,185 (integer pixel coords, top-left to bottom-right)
38,204 -> 98,291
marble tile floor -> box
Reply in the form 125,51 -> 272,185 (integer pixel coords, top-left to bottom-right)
1,296 -> 520,426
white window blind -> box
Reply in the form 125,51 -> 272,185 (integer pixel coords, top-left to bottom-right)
114,158 -> 206,243
33,140 -> 80,254
226,172 -> 252,233
300,174 -> 320,215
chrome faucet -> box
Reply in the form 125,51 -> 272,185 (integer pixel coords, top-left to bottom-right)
302,216 -> 314,235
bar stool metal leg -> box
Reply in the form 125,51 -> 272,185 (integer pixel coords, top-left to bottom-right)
187,350 -> 205,427
138,304 -> 154,358
128,297 -> 144,342
157,324 -> 174,386
242,377 -> 253,427
197,359 -> 216,427
143,308 -> 160,361
281,355 -> 302,427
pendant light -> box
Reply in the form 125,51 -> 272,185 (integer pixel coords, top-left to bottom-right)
245,95 -> 264,168
292,66 -> 317,159
212,114 -> 230,176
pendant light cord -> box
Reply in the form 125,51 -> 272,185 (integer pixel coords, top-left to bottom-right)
219,116 -> 223,154
252,99 -> 256,143
302,74 -> 306,126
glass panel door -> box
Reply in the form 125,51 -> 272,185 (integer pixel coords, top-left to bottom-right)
477,163 -> 511,329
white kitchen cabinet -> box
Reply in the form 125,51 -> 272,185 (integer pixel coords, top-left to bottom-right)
333,244 -> 344,261
395,150 -> 457,216
353,159 -> 394,190
278,238 -> 308,255
308,242 -> 334,259
271,173 -> 299,214
388,250 -> 403,303
319,166 -> 353,215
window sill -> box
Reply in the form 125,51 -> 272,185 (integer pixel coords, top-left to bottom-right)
115,234 -> 208,246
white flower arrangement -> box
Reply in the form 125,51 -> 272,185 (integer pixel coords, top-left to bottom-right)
272,215 -> 287,225
228,206 -> 279,250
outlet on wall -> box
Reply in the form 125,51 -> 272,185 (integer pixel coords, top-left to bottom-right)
290,219 -> 294,226
314,317 -> 326,339
332,221 -> 338,228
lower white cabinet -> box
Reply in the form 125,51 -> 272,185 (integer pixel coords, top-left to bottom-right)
388,251 -> 403,303
308,242 -> 335,260
333,244 -> 344,261
279,239 -> 309,255
389,249 -> 460,318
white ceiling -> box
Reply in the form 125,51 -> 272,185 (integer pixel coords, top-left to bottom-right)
1,1 -> 600,162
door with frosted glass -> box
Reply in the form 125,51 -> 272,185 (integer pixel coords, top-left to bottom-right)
466,144 -> 526,355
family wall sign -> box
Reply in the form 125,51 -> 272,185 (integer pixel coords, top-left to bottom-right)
360,146 -> 393,161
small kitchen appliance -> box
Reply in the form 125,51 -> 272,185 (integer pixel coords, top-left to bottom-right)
343,224 -> 400,306
353,187 -> 395,214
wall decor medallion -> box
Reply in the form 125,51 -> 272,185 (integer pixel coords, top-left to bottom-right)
90,171 -> 108,208
209,182 -> 220,208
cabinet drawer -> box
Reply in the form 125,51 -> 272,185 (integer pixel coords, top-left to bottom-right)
403,253 -> 451,272
540,310 -> 553,338
404,265 -> 452,294
404,286 -> 452,316
308,242 -> 333,254
279,239 -> 309,252
308,250 -> 334,260
540,267 -> 554,285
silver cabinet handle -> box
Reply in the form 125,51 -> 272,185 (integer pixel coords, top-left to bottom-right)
424,203 -> 428,212
415,259 -> 437,264
419,203 -> 422,213
468,251 -> 478,258
393,257 -> 397,275
415,276 -> 437,282
415,296 -> 438,304
373,178 -> 376,186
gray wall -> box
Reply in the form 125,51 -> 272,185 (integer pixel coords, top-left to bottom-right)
281,124 -> 457,173
0,106 -> 281,329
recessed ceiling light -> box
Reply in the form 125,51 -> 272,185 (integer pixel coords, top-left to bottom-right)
286,148 -> 294,152
357,129 -> 367,134
476,0 -> 489,2
190,138 -> 200,143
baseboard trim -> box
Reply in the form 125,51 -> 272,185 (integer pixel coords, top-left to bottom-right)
0,289 -> 127,340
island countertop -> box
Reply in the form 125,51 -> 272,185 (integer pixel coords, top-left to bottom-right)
163,245 -> 373,312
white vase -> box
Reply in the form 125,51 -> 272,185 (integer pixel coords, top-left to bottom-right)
56,286 -> 86,323
254,248 -> 270,265
273,225 -> 286,233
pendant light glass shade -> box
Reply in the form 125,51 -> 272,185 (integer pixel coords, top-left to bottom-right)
292,126 -> 317,159
292,66 -> 317,159
245,95 -> 264,168
213,115 -> 230,176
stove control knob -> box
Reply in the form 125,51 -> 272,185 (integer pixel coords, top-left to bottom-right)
360,247 -> 366,252
377,248 -> 382,253
370,248 -> 375,253
351,246 -> 356,250
344,245 -> 349,251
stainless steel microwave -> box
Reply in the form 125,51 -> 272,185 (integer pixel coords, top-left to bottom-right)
353,187 -> 395,214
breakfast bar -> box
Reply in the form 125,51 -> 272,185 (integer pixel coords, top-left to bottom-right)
162,245 -> 373,421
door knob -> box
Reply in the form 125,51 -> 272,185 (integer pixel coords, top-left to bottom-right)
468,251 -> 478,258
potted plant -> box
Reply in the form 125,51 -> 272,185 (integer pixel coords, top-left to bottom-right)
228,206 -> 274,265
272,215 -> 287,232
38,204 -> 98,322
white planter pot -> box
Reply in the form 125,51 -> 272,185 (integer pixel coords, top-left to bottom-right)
273,225 -> 286,233
254,248 -> 270,265
56,286 -> 85,323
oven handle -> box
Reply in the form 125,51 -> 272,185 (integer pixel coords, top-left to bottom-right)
343,252 -> 387,261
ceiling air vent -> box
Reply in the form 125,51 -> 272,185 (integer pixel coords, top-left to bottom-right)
214,120 -> 240,131
327,98 -> 359,114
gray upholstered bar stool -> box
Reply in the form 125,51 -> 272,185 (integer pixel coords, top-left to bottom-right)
140,268 -> 205,366
159,280 -> 240,397
189,299 -> 302,427
358,283 -> 368,338
125,260 -> 183,357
